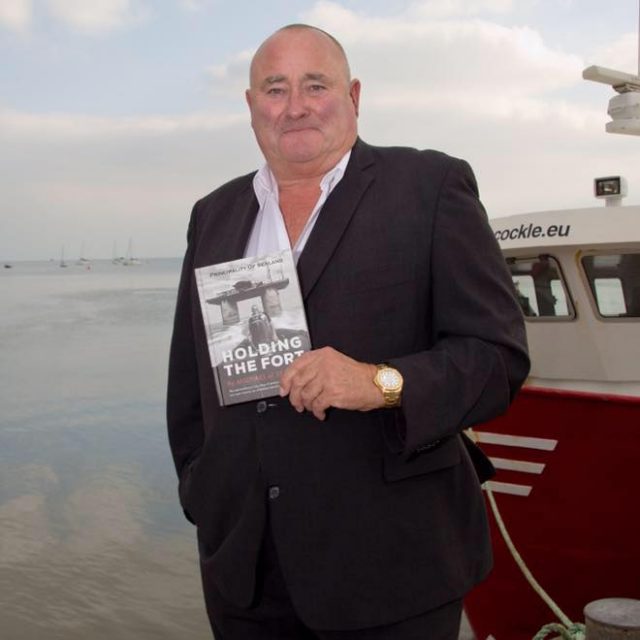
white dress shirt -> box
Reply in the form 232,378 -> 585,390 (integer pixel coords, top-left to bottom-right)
244,151 -> 351,263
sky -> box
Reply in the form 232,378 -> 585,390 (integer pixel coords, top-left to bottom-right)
1,0 -> 639,261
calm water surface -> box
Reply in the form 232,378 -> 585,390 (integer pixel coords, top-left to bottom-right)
0,259 -> 477,640
0,259 -> 211,639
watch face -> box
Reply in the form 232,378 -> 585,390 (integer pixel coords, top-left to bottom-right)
379,368 -> 402,390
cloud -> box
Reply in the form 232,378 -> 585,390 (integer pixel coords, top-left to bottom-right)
589,32 -> 639,76
0,105 -> 260,259
45,0 -> 147,33
1,0 -> 638,260
0,107 -> 246,139
0,0 -> 32,31
207,49 -> 254,98
405,0 -> 514,18
256,1 -> 633,218
204,1 -> 585,128
302,1 -> 584,122
177,0 -> 215,10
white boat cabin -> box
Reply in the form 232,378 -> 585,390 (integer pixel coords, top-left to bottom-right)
491,205 -> 640,397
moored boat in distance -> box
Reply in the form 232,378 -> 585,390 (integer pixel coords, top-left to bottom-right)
121,237 -> 142,266
76,242 -> 91,268
464,182 -> 640,640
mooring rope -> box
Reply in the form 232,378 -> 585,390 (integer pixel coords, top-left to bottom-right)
466,428 -> 586,640
532,622 -> 587,640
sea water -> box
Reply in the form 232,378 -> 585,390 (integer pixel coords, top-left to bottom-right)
0,259 -> 211,640
0,259 -> 476,640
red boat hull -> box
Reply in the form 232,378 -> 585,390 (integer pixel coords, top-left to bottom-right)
465,386 -> 640,640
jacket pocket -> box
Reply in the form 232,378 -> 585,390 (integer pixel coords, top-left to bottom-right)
178,454 -> 202,525
383,436 -> 461,482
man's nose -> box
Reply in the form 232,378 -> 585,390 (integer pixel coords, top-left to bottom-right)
285,88 -> 309,118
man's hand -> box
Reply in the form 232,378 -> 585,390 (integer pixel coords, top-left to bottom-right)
279,347 -> 385,420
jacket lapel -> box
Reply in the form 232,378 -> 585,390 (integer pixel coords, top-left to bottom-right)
297,140 -> 375,300
208,181 -> 259,265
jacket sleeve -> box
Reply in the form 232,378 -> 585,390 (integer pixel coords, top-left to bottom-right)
389,157 -> 530,458
166,205 -> 204,522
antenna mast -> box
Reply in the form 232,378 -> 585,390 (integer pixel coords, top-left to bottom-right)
582,0 -> 640,136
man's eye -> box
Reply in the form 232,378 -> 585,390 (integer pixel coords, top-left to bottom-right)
267,87 -> 285,95
308,84 -> 326,93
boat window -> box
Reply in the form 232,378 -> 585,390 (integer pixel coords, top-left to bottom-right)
582,252 -> 640,318
506,255 -> 574,319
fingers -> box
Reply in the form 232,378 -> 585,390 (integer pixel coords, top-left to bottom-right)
289,368 -> 321,413
280,350 -> 329,420
279,348 -> 334,418
279,350 -> 317,397
278,347 -> 380,420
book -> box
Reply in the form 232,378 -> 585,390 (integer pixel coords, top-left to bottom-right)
195,249 -> 311,406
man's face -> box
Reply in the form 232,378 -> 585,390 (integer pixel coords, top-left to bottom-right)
246,28 -> 360,177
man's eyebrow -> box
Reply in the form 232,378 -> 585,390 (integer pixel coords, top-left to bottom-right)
260,75 -> 286,89
259,72 -> 334,90
304,72 -> 331,83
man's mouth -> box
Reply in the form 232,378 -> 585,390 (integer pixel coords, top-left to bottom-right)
282,126 -> 317,134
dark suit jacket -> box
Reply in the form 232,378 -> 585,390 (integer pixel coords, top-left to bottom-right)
167,139 -> 530,630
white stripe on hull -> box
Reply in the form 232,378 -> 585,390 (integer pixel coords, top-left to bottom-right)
483,481 -> 532,497
489,457 -> 545,474
475,431 -> 558,451
472,430 -> 556,498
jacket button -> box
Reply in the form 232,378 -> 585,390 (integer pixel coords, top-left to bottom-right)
256,400 -> 268,413
268,486 -> 280,500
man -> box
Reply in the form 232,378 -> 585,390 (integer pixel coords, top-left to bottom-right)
167,24 -> 529,639
248,304 -> 276,347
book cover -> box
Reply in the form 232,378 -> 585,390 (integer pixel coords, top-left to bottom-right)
195,249 -> 311,406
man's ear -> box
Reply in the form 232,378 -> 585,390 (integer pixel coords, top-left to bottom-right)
349,79 -> 361,117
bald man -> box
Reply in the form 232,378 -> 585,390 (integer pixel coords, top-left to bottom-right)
167,24 -> 529,639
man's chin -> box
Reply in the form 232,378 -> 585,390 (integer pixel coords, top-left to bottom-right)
278,144 -> 324,165
278,131 -> 323,157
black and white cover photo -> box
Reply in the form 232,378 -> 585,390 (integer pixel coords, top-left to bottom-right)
195,249 -> 311,405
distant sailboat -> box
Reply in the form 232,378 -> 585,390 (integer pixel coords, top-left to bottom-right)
121,238 -> 142,266
76,242 -> 91,267
112,241 -> 125,265
59,246 -> 68,268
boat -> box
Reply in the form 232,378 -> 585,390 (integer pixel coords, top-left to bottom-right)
112,240 -> 125,264
464,188 -> 640,639
463,11 -> 640,635
120,238 -> 142,266
76,242 -> 91,267
59,245 -> 68,268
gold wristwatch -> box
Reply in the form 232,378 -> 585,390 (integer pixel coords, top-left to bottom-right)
373,364 -> 403,408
